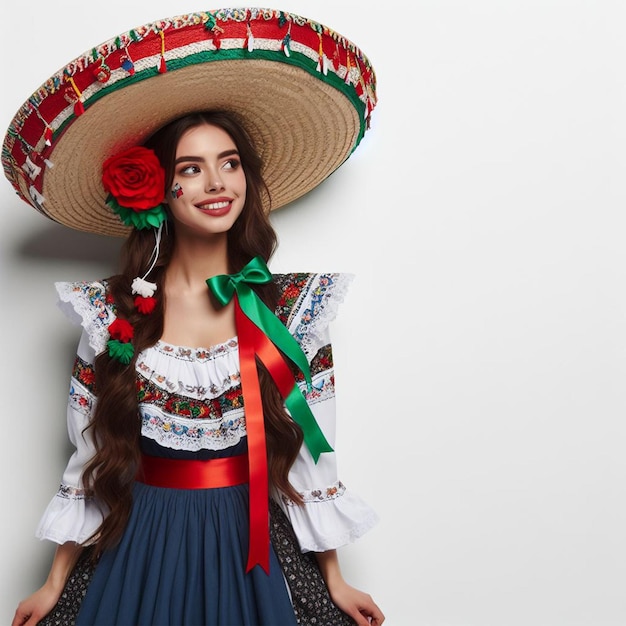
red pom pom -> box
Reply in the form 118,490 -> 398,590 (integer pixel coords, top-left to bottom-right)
108,318 -> 134,342
135,295 -> 157,315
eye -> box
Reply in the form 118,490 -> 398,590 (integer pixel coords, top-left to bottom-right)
178,164 -> 201,176
222,158 -> 241,171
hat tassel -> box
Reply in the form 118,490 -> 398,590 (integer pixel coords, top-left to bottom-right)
281,32 -> 291,57
33,107 -> 54,146
121,50 -> 136,75
65,75 -> 85,116
203,14 -> 224,51
212,29 -> 223,50
244,22 -> 255,52
344,53 -> 352,84
316,32 -> 328,75
332,42 -> 340,71
281,23 -> 292,57
158,30 -> 167,73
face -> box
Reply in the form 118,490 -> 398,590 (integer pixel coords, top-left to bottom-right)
166,123 -> 247,237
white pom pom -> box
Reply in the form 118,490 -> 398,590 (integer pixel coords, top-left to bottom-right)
131,277 -> 157,298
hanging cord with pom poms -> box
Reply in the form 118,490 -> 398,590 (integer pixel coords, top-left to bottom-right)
106,223 -> 163,364
131,222 -> 163,315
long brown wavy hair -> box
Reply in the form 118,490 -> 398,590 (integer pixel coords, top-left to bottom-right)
83,111 -> 304,555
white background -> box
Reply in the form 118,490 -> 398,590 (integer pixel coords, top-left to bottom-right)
2,1 -> 626,625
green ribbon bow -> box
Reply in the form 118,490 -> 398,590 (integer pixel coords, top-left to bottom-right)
207,256 -> 333,462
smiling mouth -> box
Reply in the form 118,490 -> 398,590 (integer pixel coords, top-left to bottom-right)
198,200 -> 230,210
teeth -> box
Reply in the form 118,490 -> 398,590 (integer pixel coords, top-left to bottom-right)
201,201 -> 229,210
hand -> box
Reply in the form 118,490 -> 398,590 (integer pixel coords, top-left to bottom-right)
11,584 -> 61,626
328,579 -> 385,626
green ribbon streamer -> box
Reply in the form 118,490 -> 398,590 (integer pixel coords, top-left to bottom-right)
284,386 -> 333,462
207,256 -> 333,462
207,256 -> 312,389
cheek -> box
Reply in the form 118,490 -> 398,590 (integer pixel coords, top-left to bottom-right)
171,182 -> 184,199
235,171 -> 247,197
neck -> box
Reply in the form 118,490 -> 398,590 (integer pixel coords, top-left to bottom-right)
166,232 -> 230,292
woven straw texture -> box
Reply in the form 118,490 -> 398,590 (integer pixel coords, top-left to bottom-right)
2,8 -> 377,236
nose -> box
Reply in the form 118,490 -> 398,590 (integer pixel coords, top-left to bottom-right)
206,172 -> 224,192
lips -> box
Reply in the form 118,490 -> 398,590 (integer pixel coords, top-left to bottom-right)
196,199 -> 231,211
195,198 -> 233,216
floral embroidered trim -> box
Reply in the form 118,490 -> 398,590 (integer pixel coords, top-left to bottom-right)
57,484 -> 92,500
141,408 -> 247,452
56,280 -> 114,355
69,384 -> 94,416
275,272 -> 312,326
155,338 -> 239,361
300,370 -> 335,405
274,273 -> 353,360
72,355 -> 96,393
281,480 -> 347,506
136,373 -> 244,411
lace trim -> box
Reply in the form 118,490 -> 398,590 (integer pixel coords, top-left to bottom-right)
298,274 -> 354,360
140,407 -> 247,452
56,281 -> 114,355
55,273 -> 351,361
299,509 -> 380,553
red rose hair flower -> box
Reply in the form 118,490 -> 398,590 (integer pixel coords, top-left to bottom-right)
102,146 -> 165,211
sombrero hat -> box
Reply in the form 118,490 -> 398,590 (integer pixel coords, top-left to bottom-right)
2,8 -> 377,237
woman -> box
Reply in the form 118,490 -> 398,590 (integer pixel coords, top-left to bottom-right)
4,9 -> 382,626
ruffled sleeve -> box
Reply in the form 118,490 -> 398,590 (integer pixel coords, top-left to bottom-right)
272,273 -> 379,552
55,280 -> 116,355
36,281 -> 113,544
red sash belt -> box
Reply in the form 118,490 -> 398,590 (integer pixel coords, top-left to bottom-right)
138,453 -> 248,489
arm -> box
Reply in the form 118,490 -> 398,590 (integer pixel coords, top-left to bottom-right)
315,549 -> 385,626
278,273 -> 383,622
11,541 -> 84,626
14,328 -> 103,624
36,330 -> 104,545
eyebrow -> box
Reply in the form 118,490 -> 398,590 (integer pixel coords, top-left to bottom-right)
174,149 -> 239,164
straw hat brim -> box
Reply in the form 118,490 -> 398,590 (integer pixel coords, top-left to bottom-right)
3,9 -> 377,236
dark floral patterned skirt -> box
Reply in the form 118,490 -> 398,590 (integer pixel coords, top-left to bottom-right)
38,499 -> 355,626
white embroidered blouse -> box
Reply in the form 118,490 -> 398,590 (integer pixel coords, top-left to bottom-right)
36,272 -> 378,553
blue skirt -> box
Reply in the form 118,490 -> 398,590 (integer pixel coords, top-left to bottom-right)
75,481 -> 297,626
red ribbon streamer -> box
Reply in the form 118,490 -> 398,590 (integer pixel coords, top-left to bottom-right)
236,299 -> 270,573
235,297 -> 315,574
